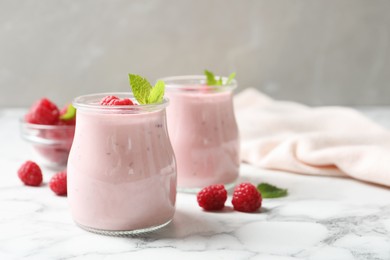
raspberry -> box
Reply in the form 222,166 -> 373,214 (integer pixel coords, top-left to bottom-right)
25,98 -> 60,125
197,184 -> 227,211
17,161 -> 43,186
232,183 -> 262,213
100,95 -> 118,105
49,171 -> 67,196
100,96 -> 134,106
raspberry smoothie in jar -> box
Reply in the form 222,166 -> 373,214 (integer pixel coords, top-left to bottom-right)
162,75 -> 240,192
67,91 -> 176,235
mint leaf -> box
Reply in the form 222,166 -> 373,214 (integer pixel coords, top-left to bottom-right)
129,74 -> 152,104
204,70 -> 236,86
60,104 -> 76,120
204,70 -> 217,86
148,80 -> 165,103
128,74 -> 166,104
216,77 -> 223,86
257,183 -> 288,198
226,72 -> 236,85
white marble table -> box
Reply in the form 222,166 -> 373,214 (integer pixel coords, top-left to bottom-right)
1,108 -> 390,260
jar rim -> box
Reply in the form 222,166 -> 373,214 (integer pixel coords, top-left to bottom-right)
73,92 -> 169,113
158,75 -> 237,92
20,119 -> 75,130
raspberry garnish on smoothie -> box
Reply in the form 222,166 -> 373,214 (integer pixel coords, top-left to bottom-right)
100,95 -> 134,106
99,74 -> 165,106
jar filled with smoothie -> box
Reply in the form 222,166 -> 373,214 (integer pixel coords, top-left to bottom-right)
68,86 -> 176,235
161,74 -> 240,192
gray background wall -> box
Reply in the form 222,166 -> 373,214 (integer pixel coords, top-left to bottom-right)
0,0 -> 389,108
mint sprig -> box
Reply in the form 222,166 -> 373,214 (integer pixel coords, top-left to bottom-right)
226,72 -> 236,85
205,70 -> 218,85
60,104 -> 76,120
204,70 -> 236,86
257,183 -> 288,198
128,74 -> 165,104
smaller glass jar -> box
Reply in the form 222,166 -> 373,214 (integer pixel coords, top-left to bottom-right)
161,76 -> 240,192
67,92 -> 177,235
20,121 -> 74,169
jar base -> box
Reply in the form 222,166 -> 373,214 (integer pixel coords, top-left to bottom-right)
75,219 -> 172,236
178,181 -> 236,194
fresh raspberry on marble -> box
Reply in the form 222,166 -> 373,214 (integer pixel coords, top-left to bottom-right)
232,183 -> 262,213
17,161 -> 43,186
100,96 -> 134,106
49,171 -> 67,196
197,184 -> 227,211
25,98 -> 60,125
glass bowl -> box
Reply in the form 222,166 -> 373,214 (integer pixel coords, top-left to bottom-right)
20,120 -> 75,169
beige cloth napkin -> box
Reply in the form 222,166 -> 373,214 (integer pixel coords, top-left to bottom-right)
234,88 -> 390,187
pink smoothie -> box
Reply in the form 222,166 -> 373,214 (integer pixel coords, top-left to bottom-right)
166,87 -> 239,189
68,96 -> 176,233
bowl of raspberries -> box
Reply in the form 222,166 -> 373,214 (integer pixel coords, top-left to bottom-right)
20,98 -> 76,169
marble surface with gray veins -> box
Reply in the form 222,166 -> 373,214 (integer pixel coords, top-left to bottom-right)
0,109 -> 389,260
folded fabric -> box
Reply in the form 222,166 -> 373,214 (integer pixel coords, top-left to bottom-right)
234,88 -> 390,187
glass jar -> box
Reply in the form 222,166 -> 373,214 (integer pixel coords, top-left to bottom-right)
161,76 -> 240,192
20,121 -> 75,169
68,92 -> 176,235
